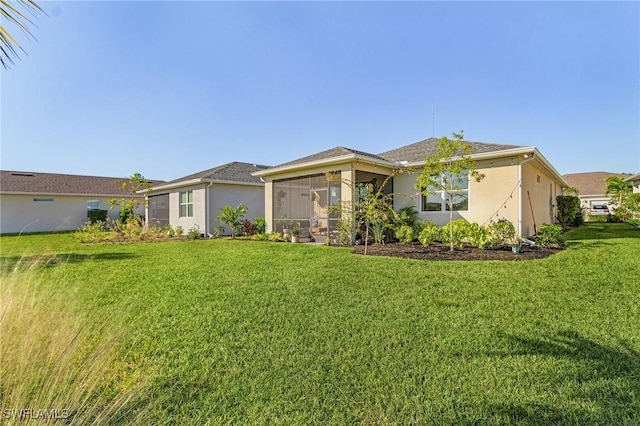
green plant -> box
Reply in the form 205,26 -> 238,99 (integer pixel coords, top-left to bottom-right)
291,226 -> 300,236
394,205 -> 419,229
254,217 -> 266,235
487,219 -> 517,247
164,224 -> 175,237
175,226 -> 184,237
87,209 -> 108,223
336,213 -> 357,245
556,195 -> 581,227
75,220 -> 111,243
268,232 -> 282,242
605,176 -> 633,209
250,233 -> 268,241
213,225 -> 226,238
187,225 -> 201,240
440,219 -> 470,249
536,223 -> 563,248
418,221 -> 440,245
465,223 -> 490,249
396,225 -> 415,244
109,173 -> 152,226
217,204 -> 248,239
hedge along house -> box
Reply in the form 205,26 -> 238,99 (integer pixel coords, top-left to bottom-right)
253,138 -> 568,239
0,170 -> 163,234
144,162 -> 269,236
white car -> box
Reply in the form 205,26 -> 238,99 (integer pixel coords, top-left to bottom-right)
589,204 -> 610,215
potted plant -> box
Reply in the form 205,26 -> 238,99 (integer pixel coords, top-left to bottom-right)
291,226 -> 300,243
509,235 -> 522,253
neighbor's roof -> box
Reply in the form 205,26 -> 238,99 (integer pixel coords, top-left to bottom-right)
562,171 -> 630,196
0,170 -> 164,196
151,162 -> 270,191
378,137 -> 522,163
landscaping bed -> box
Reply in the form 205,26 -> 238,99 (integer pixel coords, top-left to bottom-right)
352,242 -> 562,260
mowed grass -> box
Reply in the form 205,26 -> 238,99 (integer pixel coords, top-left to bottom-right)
1,223 -> 639,424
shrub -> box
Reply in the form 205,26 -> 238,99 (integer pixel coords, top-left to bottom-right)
164,225 -> 175,237
396,225 -> 415,244
187,226 -> 201,240
243,219 -> 256,237
556,195 -> 581,227
75,221 -> 111,243
254,217 -> 266,235
440,219 -> 469,249
268,232 -> 282,242
87,209 -> 108,223
487,219 -> 516,247
337,216 -> 356,245
394,206 -> 419,229
418,221 -> 440,246
250,233 -> 268,241
465,223 -> 490,249
536,223 -> 563,248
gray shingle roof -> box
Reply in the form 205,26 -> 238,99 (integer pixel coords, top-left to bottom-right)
562,171 -> 630,196
378,137 -> 522,163
0,170 -> 164,196
272,146 -> 388,169
164,162 -> 270,185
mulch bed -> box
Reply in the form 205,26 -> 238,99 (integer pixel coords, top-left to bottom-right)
352,242 -> 562,261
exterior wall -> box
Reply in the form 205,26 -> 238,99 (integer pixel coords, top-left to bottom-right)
631,178 -> 640,194
520,160 -> 562,236
394,157 -> 521,229
168,184 -> 207,234
209,183 -> 265,235
0,194 -> 143,234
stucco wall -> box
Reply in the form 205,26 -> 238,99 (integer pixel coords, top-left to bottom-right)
209,183 -> 265,235
168,184 -> 207,234
394,158 -> 521,228
0,194 -> 142,234
521,161 -> 561,236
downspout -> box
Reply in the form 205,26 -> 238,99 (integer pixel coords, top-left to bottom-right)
518,153 -> 535,237
205,182 -> 213,237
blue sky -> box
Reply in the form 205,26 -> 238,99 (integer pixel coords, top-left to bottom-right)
2,1 -> 638,181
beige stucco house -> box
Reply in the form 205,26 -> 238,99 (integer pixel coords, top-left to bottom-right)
253,138 -> 568,239
0,170 -> 158,234
562,171 -> 630,211
145,162 -> 269,236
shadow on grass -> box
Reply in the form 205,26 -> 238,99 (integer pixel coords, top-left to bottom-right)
0,252 -> 139,273
481,330 -> 640,424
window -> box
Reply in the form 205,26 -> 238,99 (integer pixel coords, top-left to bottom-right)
420,172 -> 469,212
179,191 -> 193,217
87,200 -> 100,210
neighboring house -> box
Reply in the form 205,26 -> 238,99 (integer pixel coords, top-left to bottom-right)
0,170 -> 162,234
254,138 -> 568,239
562,171 -> 629,210
145,162 -> 269,236
626,173 -> 640,193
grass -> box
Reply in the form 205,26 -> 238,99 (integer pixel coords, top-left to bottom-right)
1,223 -> 639,424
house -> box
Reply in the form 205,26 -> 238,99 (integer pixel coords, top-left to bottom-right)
562,171 -> 630,210
253,138 -> 568,239
0,170 -> 162,234
145,162 -> 269,236
626,173 -> 640,193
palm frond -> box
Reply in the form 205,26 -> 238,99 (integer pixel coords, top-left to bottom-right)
0,0 -> 45,69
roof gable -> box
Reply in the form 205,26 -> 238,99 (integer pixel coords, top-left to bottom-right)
378,137 -> 522,163
0,170 -> 164,196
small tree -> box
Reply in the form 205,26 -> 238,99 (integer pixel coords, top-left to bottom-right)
217,204 -> 248,239
605,176 -> 633,209
415,131 -> 485,252
109,173 -> 152,225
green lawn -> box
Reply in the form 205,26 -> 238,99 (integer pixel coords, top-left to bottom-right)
1,223 -> 639,424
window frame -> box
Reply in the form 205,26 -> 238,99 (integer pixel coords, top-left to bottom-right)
420,171 -> 470,213
179,191 -> 193,218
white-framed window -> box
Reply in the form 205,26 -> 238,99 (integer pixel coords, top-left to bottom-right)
420,172 -> 469,212
179,191 -> 193,217
87,200 -> 101,210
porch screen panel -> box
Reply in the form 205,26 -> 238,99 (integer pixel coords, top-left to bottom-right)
148,194 -> 169,227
